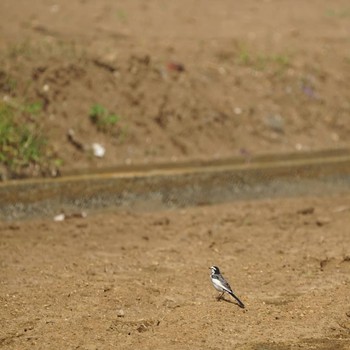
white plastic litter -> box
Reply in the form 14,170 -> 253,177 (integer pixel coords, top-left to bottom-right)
53,213 -> 65,222
92,143 -> 105,158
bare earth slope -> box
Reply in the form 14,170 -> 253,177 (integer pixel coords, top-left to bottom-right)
0,0 -> 350,176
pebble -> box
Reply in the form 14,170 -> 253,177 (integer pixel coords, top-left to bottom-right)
297,207 -> 314,215
264,114 -> 284,133
117,309 -> 125,317
316,217 -> 331,226
234,107 -> 242,115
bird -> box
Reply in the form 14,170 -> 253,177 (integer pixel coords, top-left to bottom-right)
210,265 -> 245,308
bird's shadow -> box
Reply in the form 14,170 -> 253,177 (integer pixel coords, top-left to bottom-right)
217,296 -> 244,308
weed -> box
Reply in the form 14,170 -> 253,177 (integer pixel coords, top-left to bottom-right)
53,158 -> 64,167
236,45 -> 290,73
0,101 -> 53,178
25,101 -> 43,115
89,104 -> 120,133
274,54 -> 290,67
238,46 -> 251,65
7,41 -> 34,60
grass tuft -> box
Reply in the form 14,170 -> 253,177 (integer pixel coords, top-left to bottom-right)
89,104 -> 120,133
0,100 -> 56,178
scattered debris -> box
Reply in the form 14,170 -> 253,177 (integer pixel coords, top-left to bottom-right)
69,212 -> 87,219
316,217 -> 331,226
342,256 -> 350,263
91,143 -> 106,158
54,212 -> 87,222
117,309 -> 125,317
137,324 -> 148,333
297,207 -> 315,215
53,213 -> 65,222
319,257 -> 333,271
152,217 -> 170,226
264,114 -> 285,133
92,58 -> 117,73
167,62 -> 185,72
7,224 -> 20,230
67,129 -> 85,151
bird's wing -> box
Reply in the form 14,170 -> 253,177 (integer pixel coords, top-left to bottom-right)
217,274 -> 233,293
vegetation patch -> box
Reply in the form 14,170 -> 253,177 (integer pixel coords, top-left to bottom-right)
89,103 -> 121,134
236,44 -> 291,73
0,100 -> 58,179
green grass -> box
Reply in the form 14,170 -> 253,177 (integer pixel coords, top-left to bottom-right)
236,44 -> 291,73
0,101 -> 52,177
4,40 -> 85,65
24,101 -> 43,115
238,47 -> 251,65
89,104 -> 120,133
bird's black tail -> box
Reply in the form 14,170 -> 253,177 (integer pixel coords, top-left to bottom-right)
229,291 -> 245,308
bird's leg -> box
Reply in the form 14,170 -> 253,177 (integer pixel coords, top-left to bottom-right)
216,292 -> 224,301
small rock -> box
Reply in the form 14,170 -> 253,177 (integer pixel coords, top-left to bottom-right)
163,297 -> 181,309
7,224 -> 20,230
264,114 -> 284,133
316,217 -> 331,226
234,107 -> 242,115
117,309 -> 125,317
67,129 -> 85,151
152,217 -> 170,226
297,207 -> 314,215
69,211 -> 87,219
167,62 -> 185,72
137,324 -> 148,333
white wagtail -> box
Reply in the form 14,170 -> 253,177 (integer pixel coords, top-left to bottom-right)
210,265 -> 245,308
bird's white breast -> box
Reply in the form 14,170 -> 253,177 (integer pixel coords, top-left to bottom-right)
211,277 -> 225,292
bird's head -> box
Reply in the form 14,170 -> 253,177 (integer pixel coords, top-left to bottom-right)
210,265 -> 220,275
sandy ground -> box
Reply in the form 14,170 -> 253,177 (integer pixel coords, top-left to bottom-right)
1,194 -> 350,349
